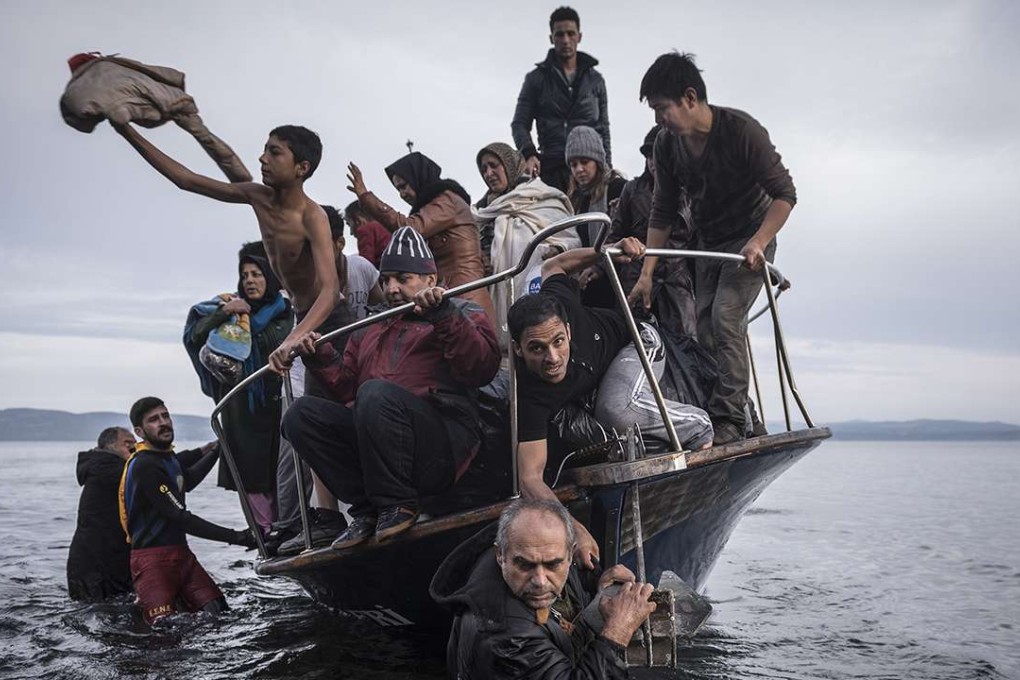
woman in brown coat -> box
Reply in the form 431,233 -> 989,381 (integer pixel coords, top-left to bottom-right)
347,153 -> 495,323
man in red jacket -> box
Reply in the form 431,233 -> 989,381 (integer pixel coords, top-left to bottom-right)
283,227 -> 501,549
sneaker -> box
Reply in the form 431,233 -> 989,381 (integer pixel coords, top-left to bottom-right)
712,420 -> 745,447
375,506 -> 420,542
277,509 -> 348,556
263,526 -> 298,557
331,514 -> 377,550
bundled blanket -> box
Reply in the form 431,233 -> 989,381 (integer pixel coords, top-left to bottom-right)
60,52 -> 250,182
184,293 -> 288,407
473,178 -> 579,345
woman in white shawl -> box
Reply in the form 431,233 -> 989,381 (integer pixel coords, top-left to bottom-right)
472,142 -> 579,347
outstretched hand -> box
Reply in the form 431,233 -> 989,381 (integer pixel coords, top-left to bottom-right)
347,162 -> 368,197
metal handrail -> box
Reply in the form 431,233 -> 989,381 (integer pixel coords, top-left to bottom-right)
210,213 -> 611,558
601,245 -> 813,433
212,213 -> 814,559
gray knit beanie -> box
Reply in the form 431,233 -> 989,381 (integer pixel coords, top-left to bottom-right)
379,226 -> 437,274
564,126 -> 607,172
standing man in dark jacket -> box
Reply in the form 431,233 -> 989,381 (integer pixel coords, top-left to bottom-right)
431,498 -> 655,679
283,227 -> 501,549
67,427 -> 135,601
511,6 -> 611,193
634,52 -> 797,446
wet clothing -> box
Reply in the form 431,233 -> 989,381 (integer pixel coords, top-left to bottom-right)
119,446 -> 232,549
130,544 -> 222,624
512,50 -> 611,192
67,447 -> 132,601
60,54 -> 249,183
431,525 -> 629,680
648,107 -> 795,430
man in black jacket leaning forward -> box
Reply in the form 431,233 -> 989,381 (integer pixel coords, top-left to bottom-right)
432,498 -> 654,679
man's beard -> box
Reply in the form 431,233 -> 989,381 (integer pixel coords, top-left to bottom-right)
146,427 -> 174,448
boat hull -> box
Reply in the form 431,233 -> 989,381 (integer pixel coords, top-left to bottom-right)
255,428 -> 828,631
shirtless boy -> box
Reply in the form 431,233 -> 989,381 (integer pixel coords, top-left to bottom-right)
114,123 -> 339,372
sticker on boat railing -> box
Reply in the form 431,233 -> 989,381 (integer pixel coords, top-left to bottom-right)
337,605 -> 414,627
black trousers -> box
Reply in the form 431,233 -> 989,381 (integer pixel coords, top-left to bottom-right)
282,380 -> 456,518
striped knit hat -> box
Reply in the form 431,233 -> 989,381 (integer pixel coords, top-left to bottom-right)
379,226 -> 437,274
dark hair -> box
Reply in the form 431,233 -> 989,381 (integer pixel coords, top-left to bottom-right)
238,240 -> 267,259
321,204 -> 343,241
507,293 -> 568,344
129,397 -> 165,428
344,200 -> 367,224
269,125 -> 323,180
549,6 -> 580,31
639,51 -> 707,103
496,498 -> 576,554
97,426 -> 128,450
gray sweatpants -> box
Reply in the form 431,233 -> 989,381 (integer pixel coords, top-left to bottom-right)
593,324 -> 713,451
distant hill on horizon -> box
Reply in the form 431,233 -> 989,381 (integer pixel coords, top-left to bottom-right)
0,408 -> 214,443
1,408 -> 1018,443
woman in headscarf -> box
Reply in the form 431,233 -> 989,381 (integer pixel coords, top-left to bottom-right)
472,141 -> 578,347
346,152 -> 495,324
474,142 -> 529,275
184,250 -> 293,535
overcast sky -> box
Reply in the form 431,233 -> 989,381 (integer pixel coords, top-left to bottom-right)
1,0 -> 1017,424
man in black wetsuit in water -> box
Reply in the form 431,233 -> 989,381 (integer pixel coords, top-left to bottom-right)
119,397 -> 255,624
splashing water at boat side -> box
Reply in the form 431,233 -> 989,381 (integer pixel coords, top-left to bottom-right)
1,441 -> 1017,679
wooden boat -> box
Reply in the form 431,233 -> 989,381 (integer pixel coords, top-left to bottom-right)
212,213 -> 830,632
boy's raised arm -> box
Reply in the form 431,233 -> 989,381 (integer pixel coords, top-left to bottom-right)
114,122 -> 254,204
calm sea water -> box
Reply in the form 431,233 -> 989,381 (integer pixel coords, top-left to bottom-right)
0,440 -> 1017,679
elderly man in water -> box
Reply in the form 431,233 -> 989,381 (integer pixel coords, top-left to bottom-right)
431,498 -> 655,678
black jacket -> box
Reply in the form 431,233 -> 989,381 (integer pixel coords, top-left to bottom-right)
430,525 -> 629,680
511,50 -> 611,168
67,448 -> 132,601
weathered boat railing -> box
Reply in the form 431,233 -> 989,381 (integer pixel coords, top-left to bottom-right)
211,212 -> 811,559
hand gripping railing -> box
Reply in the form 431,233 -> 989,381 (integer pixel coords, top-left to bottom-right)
210,213 -> 612,558
594,224 -> 814,439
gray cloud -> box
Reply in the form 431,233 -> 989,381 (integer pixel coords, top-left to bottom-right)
1,0 -> 1018,419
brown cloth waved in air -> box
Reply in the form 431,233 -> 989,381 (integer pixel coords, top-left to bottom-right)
59,52 -> 251,183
